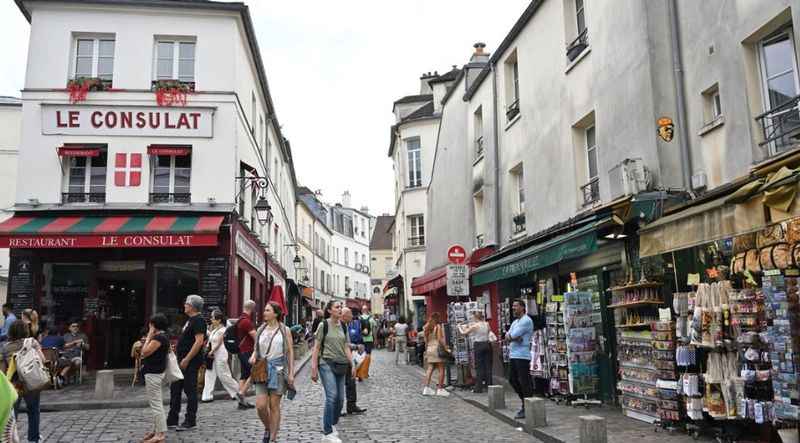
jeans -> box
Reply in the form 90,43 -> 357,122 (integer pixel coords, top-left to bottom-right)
14,391 -> 40,442
168,362 -> 199,426
508,358 -> 533,403
473,341 -> 492,391
145,373 -> 167,434
345,363 -> 357,412
363,341 -> 373,354
318,361 -> 345,435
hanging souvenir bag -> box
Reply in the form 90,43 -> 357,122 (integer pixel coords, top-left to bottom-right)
760,243 -> 791,270
786,218 -> 800,244
745,249 -> 762,273
731,252 -> 747,274
733,232 -> 757,253
757,223 -> 786,248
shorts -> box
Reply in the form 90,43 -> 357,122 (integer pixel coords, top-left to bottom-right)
254,356 -> 287,396
238,351 -> 253,380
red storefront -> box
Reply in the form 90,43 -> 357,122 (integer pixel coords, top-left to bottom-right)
0,210 -> 277,369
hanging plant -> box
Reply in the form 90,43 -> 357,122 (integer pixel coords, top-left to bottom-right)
152,80 -> 192,107
66,77 -> 105,104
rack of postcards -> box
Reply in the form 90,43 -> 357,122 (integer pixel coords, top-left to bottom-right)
498,299 -> 512,363
610,282 -> 664,423
447,302 -> 483,366
545,298 -> 569,396
762,271 -> 799,428
652,320 -> 681,427
563,291 -> 599,397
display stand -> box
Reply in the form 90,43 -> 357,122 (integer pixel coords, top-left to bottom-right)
545,299 -> 569,401
447,301 -> 483,389
563,291 -> 600,406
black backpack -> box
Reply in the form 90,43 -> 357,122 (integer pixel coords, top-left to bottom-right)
223,321 -> 240,354
361,316 -> 372,337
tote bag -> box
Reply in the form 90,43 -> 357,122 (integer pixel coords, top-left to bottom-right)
164,352 -> 184,384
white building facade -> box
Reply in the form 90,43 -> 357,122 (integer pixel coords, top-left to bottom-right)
1,0 -> 298,368
0,97 -> 22,304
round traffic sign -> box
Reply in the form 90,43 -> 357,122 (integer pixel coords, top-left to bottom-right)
447,244 -> 467,264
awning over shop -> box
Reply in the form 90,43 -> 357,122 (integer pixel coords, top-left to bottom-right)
0,214 -> 224,248
147,145 -> 192,156
57,146 -> 100,157
384,274 -> 403,291
639,194 -> 766,258
471,222 -> 598,286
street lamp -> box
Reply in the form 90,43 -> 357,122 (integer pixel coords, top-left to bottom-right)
254,196 -> 272,226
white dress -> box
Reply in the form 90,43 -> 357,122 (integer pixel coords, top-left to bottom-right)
201,326 -> 240,401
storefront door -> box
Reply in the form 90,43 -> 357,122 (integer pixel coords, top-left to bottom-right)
97,271 -> 146,368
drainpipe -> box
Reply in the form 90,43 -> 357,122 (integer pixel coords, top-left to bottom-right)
491,63 -> 502,246
668,0 -> 693,190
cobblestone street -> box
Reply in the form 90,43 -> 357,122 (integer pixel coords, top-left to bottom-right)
18,350 -> 533,442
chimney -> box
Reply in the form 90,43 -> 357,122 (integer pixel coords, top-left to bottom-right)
360,205 -> 370,214
470,42 -> 490,63
419,71 -> 438,95
342,191 -> 352,208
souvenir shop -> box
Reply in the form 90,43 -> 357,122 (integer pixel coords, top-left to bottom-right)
634,179 -> 800,441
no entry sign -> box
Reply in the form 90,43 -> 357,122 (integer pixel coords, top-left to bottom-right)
447,244 -> 467,264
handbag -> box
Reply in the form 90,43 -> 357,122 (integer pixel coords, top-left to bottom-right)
435,326 -> 452,360
488,331 -> 498,343
320,320 -> 350,376
164,351 -> 184,384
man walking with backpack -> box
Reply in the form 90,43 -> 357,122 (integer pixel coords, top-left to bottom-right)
234,300 -> 257,409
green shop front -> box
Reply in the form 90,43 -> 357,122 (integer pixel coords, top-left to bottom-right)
471,215 -> 634,403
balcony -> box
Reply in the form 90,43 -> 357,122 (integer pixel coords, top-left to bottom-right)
408,236 -> 425,247
581,177 -> 600,206
62,192 -> 105,204
756,95 -> 800,156
150,193 -> 191,204
506,99 -> 520,121
566,28 -> 589,62
512,213 -> 526,234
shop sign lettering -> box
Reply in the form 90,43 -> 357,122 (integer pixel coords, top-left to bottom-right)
235,231 -> 266,276
42,105 -> 214,137
1,234 -> 218,249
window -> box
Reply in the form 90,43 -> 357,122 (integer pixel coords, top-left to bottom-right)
407,138 -> 422,188
345,276 -> 350,291
510,165 -> 525,234
65,151 -> 107,203
505,51 -> 520,121
702,84 -> 723,125
576,0 -> 586,36
757,29 -> 800,155
155,39 -> 195,84
354,251 -> 358,268
151,154 -> 191,203
408,215 -> 424,247
344,248 -> 349,266
362,254 -> 366,268
251,92 -> 257,135
474,106 -> 484,156
582,126 -> 600,205
74,38 -> 115,83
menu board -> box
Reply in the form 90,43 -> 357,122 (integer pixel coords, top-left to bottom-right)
200,257 -> 228,313
8,257 -> 35,313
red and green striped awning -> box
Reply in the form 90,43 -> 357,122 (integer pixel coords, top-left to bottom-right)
0,215 -> 224,249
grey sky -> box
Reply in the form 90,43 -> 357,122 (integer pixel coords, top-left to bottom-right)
0,0 -> 529,215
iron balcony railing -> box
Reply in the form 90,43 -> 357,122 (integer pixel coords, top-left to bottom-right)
475,136 -> 485,156
567,28 -> 589,62
62,192 -> 106,204
756,94 -> 800,156
506,99 -> 520,121
512,213 -> 526,234
150,193 -> 191,204
408,236 -> 425,247
581,177 -> 600,206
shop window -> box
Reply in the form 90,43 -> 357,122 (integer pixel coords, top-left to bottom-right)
73,36 -> 115,85
406,138 -> 422,188
64,149 -> 107,204
151,154 -> 191,203
154,263 -> 199,333
154,38 -> 196,88
408,214 -> 425,247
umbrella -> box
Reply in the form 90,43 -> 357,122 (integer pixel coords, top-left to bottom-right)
268,284 -> 287,317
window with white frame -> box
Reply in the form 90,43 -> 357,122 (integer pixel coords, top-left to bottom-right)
576,0 -> 586,36
582,125 -> 600,205
74,37 -> 115,83
407,138 -> 422,188
151,154 -> 191,203
504,51 -> 520,121
408,215 -> 424,247
702,83 -> 723,124
345,247 -> 349,266
65,150 -> 108,203
474,106 -> 484,156
354,251 -> 358,268
155,39 -> 195,84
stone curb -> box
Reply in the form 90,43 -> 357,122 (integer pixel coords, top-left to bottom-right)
408,364 -> 564,443
38,353 -> 313,413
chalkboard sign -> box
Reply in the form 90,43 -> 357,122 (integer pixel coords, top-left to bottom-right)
200,257 -> 228,313
8,257 -> 35,313
84,297 -> 100,317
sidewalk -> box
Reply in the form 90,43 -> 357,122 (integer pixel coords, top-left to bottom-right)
408,364 -> 702,443
36,353 -> 311,412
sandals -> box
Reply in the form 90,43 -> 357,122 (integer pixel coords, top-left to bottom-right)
140,432 -> 155,443
143,433 -> 165,443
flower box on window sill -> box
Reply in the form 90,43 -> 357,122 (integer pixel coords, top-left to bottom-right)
566,29 -> 589,62
66,78 -> 112,104
512,213 -> 526,234
151,80 -> 195,107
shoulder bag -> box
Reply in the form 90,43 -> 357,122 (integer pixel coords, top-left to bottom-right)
164,351 -> 184,384
321,320 -> 350,376
435,326 -> 453,360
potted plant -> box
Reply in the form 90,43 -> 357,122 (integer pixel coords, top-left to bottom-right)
66,77 -> 108,104
152,79 -> 193,106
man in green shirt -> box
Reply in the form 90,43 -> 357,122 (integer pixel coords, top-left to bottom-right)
359,306 -> 376,378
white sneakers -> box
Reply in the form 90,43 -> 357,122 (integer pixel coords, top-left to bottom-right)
422,386 -> 450,397
321,434 -> 342,443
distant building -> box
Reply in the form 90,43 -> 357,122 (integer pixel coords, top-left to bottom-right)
369,214 -> 394,318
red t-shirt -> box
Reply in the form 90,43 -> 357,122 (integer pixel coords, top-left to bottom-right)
236,313 -> 255,354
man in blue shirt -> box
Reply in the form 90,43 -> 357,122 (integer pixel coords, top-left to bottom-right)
505,299 -> 534,419
0,303 -> 17,341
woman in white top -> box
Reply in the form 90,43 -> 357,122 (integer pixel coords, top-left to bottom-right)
249,302 -> 294,443
201,310 -> 241,402
458,311 -> 493,393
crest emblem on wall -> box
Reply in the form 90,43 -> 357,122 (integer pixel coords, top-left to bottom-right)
114,153 -> 142,187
